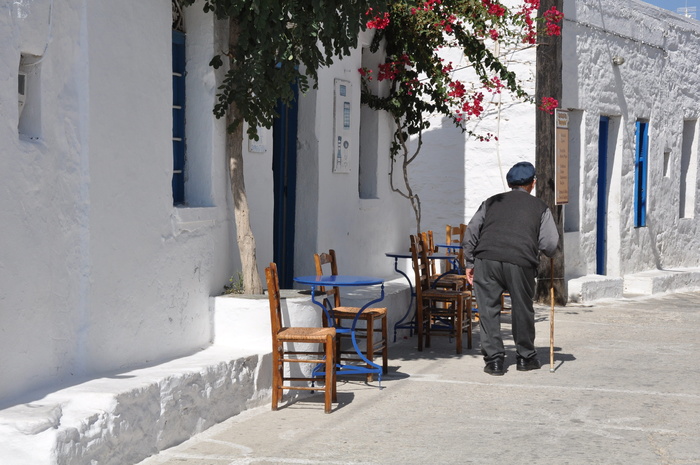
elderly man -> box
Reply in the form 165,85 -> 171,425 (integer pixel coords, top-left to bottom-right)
463,161 -> 559,376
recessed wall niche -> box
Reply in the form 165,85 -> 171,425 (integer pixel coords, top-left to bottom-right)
18,54 -> 42,140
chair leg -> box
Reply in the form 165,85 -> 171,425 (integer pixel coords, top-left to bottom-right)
324,334 -> 335,413
417,302 -> 424,351
381,315 -> 389,374
455,299 -> 463,355
271,344 -> 283,411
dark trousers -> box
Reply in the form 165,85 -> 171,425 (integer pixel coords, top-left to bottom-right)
473,258 -> 537,363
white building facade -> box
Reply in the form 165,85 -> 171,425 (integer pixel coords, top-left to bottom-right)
0,0 -> 410,408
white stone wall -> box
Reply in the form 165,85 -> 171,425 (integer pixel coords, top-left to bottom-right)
0,0 -> 238,404
562,0 -> 700,277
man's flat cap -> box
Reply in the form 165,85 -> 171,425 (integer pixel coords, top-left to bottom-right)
506,161 -> 536,186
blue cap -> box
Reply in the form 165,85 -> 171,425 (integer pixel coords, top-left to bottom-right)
506,161 -> 536,186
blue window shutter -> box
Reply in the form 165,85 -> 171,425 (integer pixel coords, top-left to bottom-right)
172,30 -> 186,205
634,121 -> 648,227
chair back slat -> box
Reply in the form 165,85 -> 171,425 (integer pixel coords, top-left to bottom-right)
265,263 -> 283,335
313,249 -> 342,308
410,234 -> 431,297
445,224 -> 467,272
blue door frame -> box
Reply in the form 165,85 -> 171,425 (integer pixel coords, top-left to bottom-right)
596,116 -> 609,275
272,83 -> 298,288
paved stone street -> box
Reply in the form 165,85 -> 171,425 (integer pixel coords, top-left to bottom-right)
137,291 -> 700,465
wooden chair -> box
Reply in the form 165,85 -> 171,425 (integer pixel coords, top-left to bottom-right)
444,223 -> 467,273
410,235 -> 472,354
265,262 -> 337,413
431,225 -> 468,292
313,250 -> 388,381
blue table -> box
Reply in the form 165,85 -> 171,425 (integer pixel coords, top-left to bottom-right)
385,251 -> 456,341
293,275 -> 385,382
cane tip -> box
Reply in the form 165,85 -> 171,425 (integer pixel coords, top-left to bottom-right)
549,368 -> 555,373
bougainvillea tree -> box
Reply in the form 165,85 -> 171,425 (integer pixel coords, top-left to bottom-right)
359,0 -> 563,234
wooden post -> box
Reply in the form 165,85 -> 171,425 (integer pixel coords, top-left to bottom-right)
535,0 -> 567,305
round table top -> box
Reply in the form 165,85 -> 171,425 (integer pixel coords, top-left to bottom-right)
294,275 -> 384,287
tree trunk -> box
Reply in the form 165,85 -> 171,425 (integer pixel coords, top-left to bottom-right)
228,18 -> 263,294
535,0 -> 566,305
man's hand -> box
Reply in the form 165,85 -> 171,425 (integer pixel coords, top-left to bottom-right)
466,268 -> 474,285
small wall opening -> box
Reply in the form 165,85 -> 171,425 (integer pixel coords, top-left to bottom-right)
18,54 -> 42,140
680,119 -> 697,219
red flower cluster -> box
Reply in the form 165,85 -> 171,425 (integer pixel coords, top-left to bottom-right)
448,80 -> 466,99
377,54 -> 412,81
436,14 -> 458,33
411,0 -> 443,14
358,67 -> 373,79
365,8 -> 390,30
543,6 -> 564,36
518,2 -> 563,43
455,92 -> 485,123
538,96 -> 558,114
486,76 -> 504,93
482,0 -> 506,17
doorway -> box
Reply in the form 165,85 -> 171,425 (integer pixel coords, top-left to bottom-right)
272,83 -> 298,288
597,116 -> 609,275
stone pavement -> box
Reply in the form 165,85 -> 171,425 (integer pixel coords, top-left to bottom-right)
136,291 -> 700,465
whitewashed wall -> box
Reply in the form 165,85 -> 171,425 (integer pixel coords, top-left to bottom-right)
561,0 -> 700,278
294,30 -> 414,279
0,0 -> 237,404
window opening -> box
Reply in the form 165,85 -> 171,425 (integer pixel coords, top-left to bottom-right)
18,54 -> 42,140
358,47 -> 379,199
680,120 -> 697,219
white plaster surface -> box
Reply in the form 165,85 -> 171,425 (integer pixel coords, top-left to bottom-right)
1,1 -> 236,405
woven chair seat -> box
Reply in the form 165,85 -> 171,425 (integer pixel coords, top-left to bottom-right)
278,327 -> 336,342
330,306 -> 388,318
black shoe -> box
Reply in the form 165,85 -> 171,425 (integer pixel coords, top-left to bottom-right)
484,360 -> 504,376
517,356 -> 541,371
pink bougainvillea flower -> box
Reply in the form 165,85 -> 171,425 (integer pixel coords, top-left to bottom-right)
538,96 -> 558,114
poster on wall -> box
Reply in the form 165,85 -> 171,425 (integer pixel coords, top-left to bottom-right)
555,109 -> 569,205
332,79 -> 352,173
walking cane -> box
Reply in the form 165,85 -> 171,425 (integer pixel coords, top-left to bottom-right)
549,257 -> 555,373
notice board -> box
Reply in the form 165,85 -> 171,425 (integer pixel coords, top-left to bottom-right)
555,109 -> 569,205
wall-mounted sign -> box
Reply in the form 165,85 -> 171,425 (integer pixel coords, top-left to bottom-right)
332,79 -> 352,173
555,109 -> 569,205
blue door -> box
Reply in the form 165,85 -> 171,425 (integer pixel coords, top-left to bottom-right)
634,121 -> 649,228
272,82 -> 298,288
596,117 -> 609,275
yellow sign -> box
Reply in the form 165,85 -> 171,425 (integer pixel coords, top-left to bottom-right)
555,109 -> 569,205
